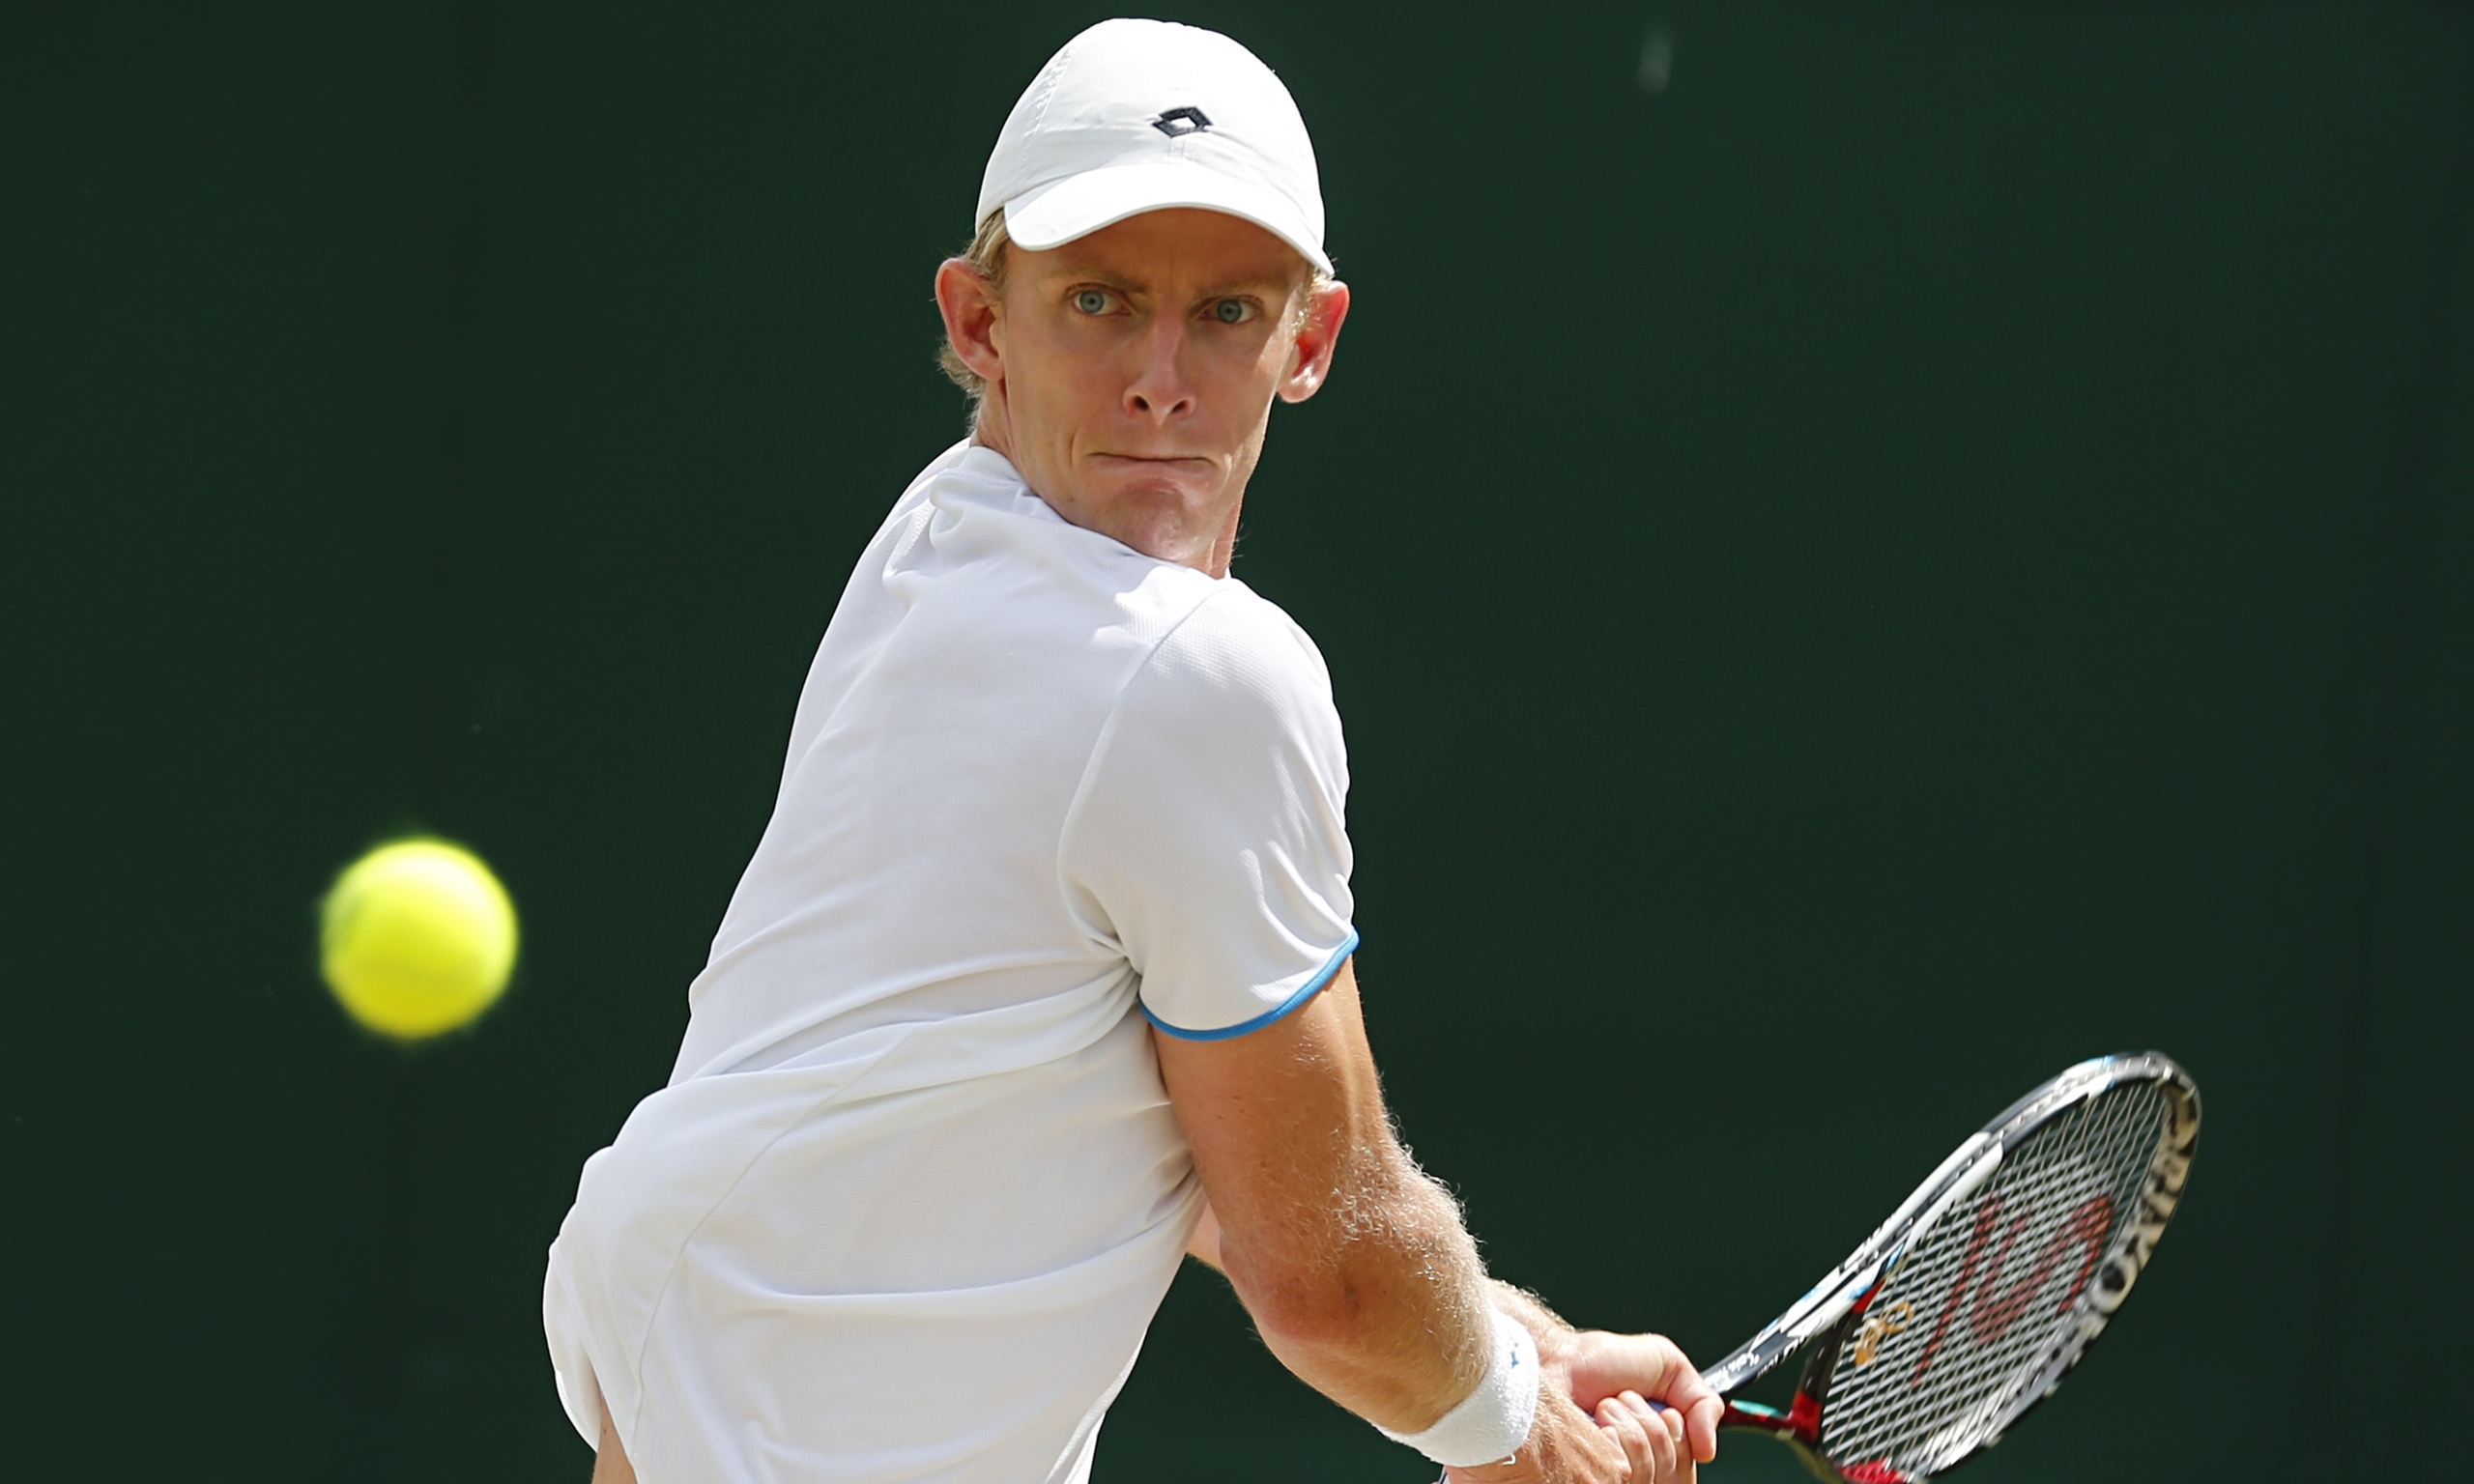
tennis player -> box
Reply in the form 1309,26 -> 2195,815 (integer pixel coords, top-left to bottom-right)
543,19 -> 1720,1484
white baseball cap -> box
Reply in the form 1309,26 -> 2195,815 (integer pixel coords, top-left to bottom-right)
975,18 -> 1330,273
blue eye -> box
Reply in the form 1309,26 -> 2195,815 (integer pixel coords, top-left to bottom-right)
1075,289 -> 1109,314
1213,299 -> 1253,325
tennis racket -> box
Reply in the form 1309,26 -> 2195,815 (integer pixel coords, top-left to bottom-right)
1698,1052 -> 2200,1482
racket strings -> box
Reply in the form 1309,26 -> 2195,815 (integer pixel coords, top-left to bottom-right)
1815,1081 -> 2170,1478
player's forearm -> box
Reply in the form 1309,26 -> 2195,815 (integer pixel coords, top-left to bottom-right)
1216,1159 -> 1498,1432
1191,1189 -> 1504,1425
1486,1280 -> 1578,1362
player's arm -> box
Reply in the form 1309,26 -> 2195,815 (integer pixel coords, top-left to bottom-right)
1155,957 -> 1485,1425
1155,960 -> 1719,1482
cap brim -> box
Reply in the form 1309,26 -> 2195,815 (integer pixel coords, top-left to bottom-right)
1002,160 -> 1332,274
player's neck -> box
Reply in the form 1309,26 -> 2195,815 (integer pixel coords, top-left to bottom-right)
969,413 -> 1240,581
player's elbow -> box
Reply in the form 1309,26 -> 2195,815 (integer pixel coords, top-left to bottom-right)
1224,1253 -> 1383,1355
1218,1187 -> 1478,1359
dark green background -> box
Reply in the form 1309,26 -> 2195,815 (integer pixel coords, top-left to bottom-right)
5,2 -> 2468,1479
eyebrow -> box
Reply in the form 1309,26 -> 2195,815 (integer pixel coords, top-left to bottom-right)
1044,261 -> 1297,300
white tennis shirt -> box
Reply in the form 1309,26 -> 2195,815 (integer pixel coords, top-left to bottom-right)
544,442 -> 1358,1483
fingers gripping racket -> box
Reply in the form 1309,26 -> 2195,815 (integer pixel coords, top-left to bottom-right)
1700,1053 -> 2200,1483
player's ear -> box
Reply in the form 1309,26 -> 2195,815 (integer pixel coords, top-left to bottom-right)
935,258 -> 1006,384
1279,278 -> 1348,404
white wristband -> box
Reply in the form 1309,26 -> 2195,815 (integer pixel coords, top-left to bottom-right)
1377,1307 -> 1541,1469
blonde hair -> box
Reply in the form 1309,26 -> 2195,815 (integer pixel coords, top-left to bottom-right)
935,209 -> 1335,414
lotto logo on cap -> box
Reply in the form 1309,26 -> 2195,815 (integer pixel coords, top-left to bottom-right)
977,18 -> 1330,272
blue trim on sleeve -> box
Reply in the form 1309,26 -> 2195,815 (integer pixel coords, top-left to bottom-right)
1139,929 -> 1362,1042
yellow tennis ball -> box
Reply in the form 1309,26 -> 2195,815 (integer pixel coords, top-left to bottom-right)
320,839 -> 518,1040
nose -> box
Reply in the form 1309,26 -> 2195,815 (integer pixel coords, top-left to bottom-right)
1122,315 -> 1197,425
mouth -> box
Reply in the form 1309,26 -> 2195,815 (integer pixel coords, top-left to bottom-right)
1089,452 -> 1217,473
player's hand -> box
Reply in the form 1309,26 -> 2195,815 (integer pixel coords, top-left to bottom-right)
1589,1388 -> 1695,1484
1557,1329 -> 1721,1469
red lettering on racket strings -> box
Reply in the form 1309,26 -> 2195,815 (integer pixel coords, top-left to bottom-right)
1910,1193 -> 2115,1386
1968,1196 -> 2113,1343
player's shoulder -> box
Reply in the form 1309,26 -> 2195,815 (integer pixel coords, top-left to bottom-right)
1171,578 -> 1326,664
1134,578 -> 1336,721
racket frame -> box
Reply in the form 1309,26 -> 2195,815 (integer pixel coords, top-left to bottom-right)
1702,1052 -> 2200,1483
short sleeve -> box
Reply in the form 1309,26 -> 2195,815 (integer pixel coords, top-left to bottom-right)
1059,588 -> 1356,1040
